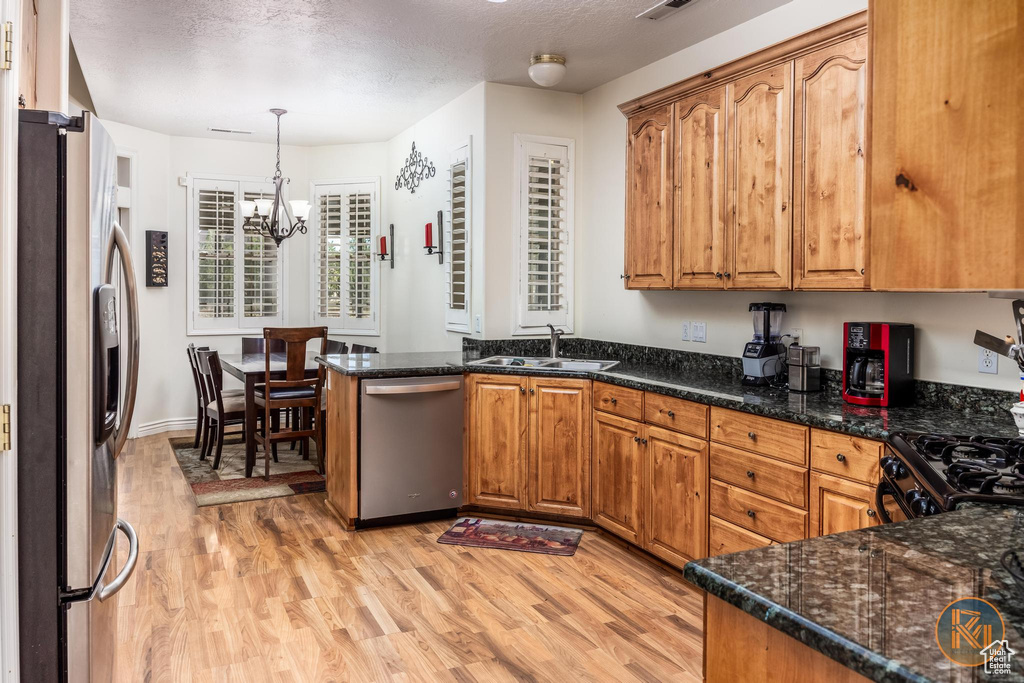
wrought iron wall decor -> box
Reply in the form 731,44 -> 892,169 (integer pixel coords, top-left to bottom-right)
395,142 -> 435,194
145,230 -> 168,287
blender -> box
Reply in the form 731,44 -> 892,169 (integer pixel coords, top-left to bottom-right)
742,303 -> 787,386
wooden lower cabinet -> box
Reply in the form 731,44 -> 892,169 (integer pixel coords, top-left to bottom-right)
527,377 -> 591,518
809,472 -> 882,536
644,426 -> 708,565
592,412 -> 644,544
466,374 -> 529,510
709,516 -> 773,556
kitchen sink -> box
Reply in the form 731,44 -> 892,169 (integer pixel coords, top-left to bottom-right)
467,356 -> 619,372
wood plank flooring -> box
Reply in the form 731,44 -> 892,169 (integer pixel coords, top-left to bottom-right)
114,432 -> 704,682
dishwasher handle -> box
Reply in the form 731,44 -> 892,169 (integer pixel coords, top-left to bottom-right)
365,380 -> 462,395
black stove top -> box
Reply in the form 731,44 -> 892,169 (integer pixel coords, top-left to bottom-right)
882,432 -> 1024,519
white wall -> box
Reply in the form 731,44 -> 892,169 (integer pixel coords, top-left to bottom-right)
576,0 -> 1019,392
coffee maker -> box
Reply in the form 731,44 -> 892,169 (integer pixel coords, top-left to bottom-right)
842,322 -> 915,406
742,303 -> 787,386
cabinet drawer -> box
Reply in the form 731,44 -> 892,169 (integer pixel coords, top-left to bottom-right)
709,516 -> 774,557
810,429 -> 883,484
710,480 -> 807,543
644,392 -> 708,438
710,407 -> 808,465
710,443 -> 807,508
593,382 -> 643,420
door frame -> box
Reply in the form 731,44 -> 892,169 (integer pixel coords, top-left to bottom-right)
0,0 -> 21,677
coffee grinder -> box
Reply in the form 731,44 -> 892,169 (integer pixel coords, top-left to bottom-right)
742,303 -> 787,386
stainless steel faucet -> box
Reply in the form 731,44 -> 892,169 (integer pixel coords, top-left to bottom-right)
546,324 -> 563,358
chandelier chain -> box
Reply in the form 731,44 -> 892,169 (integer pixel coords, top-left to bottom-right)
274,111 -> 282,178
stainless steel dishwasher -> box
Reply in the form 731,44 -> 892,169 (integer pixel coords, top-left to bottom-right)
359,375 -> 464,523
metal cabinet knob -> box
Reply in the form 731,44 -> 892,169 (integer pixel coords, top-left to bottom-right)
519,386 -> 525,394
530,388 -> 535,394
715,272 -> 723,279
746,470 -> 755,479
667,410 -> 675,418
610,397 -> 617,405
866,509 -> 876,518
747,510 -> 756,518
748,431 -> 757,440
724,272 -> 731,278
836,453 -> 846,463
641,438 -> 648,445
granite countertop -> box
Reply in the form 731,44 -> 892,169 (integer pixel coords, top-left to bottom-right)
685,505 -> 1024,682
316,351 -> 1020,441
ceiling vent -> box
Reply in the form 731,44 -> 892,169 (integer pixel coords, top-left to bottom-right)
636,0 -> 694,21
208,127 -> 253,135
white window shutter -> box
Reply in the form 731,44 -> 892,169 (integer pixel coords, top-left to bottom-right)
192,179 -> 237,330
445,139 -> 471,333
515,135 -> 574,334
311,179 -> 380,334
239,184 -> 282,327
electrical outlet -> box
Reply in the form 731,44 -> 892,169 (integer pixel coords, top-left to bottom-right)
680,322 -> 690,341
474,314 -> 482,334
979,348 -> 998,374
790,328 -> 803,342
692,322 -> 707,343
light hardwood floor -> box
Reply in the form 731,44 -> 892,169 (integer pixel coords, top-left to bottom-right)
114,432 -> 704,682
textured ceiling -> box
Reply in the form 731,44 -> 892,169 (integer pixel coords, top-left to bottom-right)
71,0 -> 788,145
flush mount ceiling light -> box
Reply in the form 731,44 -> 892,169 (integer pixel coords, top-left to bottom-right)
236,109 -> 310,246
528,54 -> 566,88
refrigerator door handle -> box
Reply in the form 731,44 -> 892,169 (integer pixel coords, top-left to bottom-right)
104,220 -> 140,459
97,519 -> 139,602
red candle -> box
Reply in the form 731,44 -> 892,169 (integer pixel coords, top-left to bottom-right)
425,222 -> 433,248
379,235 -> 387,256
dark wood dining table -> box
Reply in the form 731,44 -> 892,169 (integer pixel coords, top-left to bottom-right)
219,352 -> 323,478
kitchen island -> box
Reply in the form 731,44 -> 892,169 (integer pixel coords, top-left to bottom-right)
685,504 -> 1024,682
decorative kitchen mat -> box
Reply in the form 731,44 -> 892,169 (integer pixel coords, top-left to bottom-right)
437,517 -> 583,556
168,434 -> 324,507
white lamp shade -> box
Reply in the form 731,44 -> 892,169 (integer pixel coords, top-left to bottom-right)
528,61 -> 567,87
254,198 -> 274,217
289,200 -> 311,221
238,200 -> 257,217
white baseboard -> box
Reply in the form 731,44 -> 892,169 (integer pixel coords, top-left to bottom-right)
136,417 -> 196,437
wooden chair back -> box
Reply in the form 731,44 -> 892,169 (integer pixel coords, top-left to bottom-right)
261,327 -> 328,416
350,343 -> 378,354
196,349 -> 228,416
188,344 -> 211,405
325,339 -> 348,355
242,337 -> 286,356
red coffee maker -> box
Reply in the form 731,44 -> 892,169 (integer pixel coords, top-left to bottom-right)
842,323 -> 915,407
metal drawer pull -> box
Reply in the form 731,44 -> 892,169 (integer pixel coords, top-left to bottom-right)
746,470 -> 755,479
836,453 -> 846,463
866,509 -> 876,518
667,410 -> 675,418
748,431 -> 757,440
747,510 -> 756,518
365,381 -> 461,395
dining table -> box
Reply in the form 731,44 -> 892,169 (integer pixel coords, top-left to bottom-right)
219,352 -> 323,478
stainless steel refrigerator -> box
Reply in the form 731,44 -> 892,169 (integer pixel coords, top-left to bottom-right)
17,110 -> 140,682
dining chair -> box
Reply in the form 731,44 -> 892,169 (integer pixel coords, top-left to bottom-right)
187,344 -> 208,449
325,339 -> 348,355
350,343 -> 378,354
196,349 -> 252,470
254,327 -> 328,479
242,337 -> 286,355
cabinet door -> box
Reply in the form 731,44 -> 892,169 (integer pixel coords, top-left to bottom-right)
673,86 -> 727,289
527,377 -> 591,518
794,35 -> 868,290
625,105 -> 673,289
645,425 -> 708,566
809,472 -> 881,537
467,374 -> 528,510
592,411 -> 644,544
869,1 -> 1022,290
726,63 -> 793,290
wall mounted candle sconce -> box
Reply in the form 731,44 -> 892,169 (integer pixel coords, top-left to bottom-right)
424,210 -> 444,264
378,224 -> 395,269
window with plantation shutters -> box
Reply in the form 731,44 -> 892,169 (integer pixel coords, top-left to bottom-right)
514,134 -> 575,334
311,178 -> 379,334
445,139 -> 471,332
187,175 -> 284,334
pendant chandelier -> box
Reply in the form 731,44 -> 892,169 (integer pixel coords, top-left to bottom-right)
237,108 -> 310,246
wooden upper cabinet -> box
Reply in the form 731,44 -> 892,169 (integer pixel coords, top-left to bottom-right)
869,1 -> 1023,290
673,86 -> 727,289
794,35 -> 868,290
644,425 -> 708,565
467,374 -> 528,510
527,377 -> 591,518
625,104 -> 674,289
592,411 -> 644,544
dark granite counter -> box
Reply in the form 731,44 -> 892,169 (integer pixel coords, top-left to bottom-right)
317,350 -> 1020,441
685,504 -> 1024,682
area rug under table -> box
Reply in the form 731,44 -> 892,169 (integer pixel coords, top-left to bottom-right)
169,433 -> 325,507
437,517 -> 583,556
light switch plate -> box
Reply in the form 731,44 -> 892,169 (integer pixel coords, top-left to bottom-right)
474,314 -> 482,334
692,322 -> 707,343
681,322 -> 690,341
